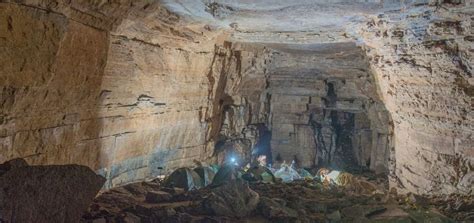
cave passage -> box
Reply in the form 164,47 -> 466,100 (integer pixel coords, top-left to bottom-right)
253,124 -> 273,165
261,43 -> 393,174
211,42 -> 393,174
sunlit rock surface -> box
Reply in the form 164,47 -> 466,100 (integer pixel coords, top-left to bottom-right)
0,0 -> 472,194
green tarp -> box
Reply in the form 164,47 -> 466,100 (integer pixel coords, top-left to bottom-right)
244,165 -> 276,183
194,166 -> 216,187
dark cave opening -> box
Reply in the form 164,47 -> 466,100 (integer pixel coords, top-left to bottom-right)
253,124 -> 273,166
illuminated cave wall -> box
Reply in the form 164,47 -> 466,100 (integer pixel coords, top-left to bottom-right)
0,1 -> 231,188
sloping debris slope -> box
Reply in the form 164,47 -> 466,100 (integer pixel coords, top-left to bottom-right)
82,169 -> 473,222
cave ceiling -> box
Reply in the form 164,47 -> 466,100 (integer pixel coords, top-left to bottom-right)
162,0 -> 405,43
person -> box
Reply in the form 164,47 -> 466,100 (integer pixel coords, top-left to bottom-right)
317,168 -> 336,186
257,155 -> 267,167
291,155 -> 299,169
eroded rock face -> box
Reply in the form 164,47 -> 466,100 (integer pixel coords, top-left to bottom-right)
0,162 -> 105,223
355,3 -> 473,194
0,2 -> 110,167
0,1 -> 229,188
95,3 -> 229,188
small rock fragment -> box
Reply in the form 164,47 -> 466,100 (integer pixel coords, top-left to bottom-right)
145,191 -> 172,203
162,187 -> 186,196
92,218 -> 107,223
327,210 -> 342,221
258,197 -> 298,219
122,212 -> 141,223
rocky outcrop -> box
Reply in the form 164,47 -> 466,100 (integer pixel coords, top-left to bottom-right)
210,43 -> 273,163
0,160 -> 105,223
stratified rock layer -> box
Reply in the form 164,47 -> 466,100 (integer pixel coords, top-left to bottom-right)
0,1 -> 229,188
355,3 -> 473,194
212,42 -> 392,173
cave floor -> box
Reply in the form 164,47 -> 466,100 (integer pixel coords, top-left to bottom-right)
82,173 -> 473,223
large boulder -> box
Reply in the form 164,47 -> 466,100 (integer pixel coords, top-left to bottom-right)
0,164 -> 105,223
204,179 -> 260,218
0,158 -> 28,175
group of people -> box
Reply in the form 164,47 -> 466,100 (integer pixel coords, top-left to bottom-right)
238,154 -> 379,194
239,154 -> 340,184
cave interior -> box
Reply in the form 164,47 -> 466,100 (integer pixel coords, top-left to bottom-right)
0,0 -> 472,222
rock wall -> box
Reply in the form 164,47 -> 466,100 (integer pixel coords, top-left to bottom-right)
210,43 -> 273,164
356,2 -> 473,194
210,42 -> 392,173
95,4 -> 229,188
0,1 -> 230,188
265,43 -> 392,171
0,1 -> 112,167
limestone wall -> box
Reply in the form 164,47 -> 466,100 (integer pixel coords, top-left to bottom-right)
356,2 -> 473,194
0,1 -> 230,188
265,43 -> 392,171
209,42 -> 273,164
209,42 -> 393,173
0,2 -> 111,168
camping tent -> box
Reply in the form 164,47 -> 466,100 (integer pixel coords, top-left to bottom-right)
194,166 -> 216,187
163,168 -> 203,191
